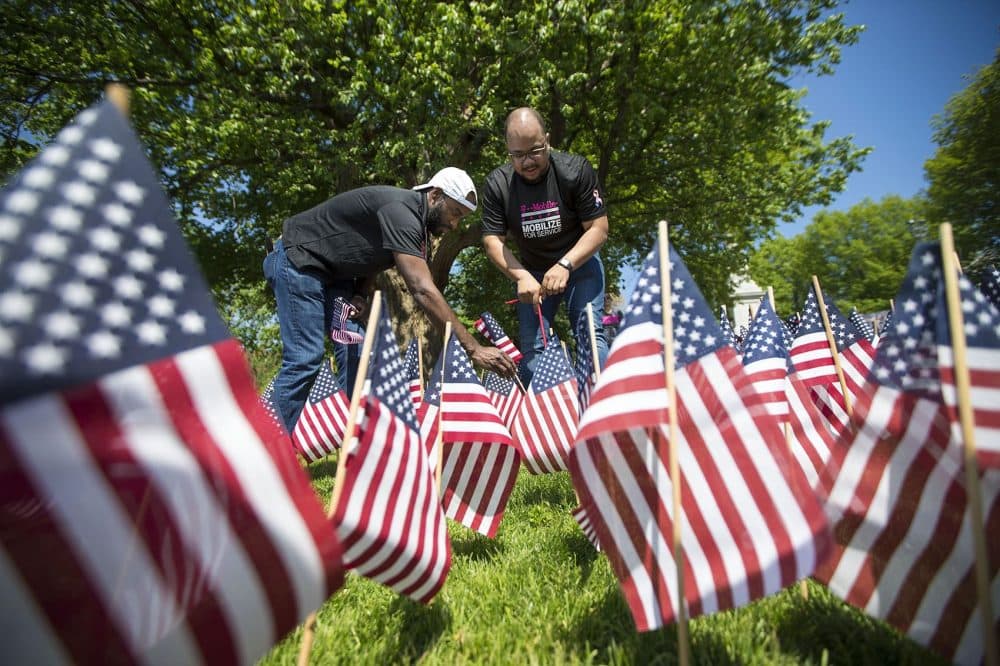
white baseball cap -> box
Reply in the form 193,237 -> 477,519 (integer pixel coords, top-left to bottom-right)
413,166 -> 478,211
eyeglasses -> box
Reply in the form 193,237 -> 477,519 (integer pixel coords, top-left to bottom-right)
508,144 -> 547,162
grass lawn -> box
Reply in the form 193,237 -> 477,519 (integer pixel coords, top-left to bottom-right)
261,459 -> 946,665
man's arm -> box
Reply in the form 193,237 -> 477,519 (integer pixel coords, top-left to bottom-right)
393,251 -> 517,376
482,233 -> 543,305
539,215 -> 609,297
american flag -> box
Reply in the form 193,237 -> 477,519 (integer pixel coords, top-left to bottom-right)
739,295 -> 791,425
574,310 -> 598,411
482,370 -> 523,432
0,100 -> 343,664
879,308 -> 895,336
571,504 -> 601,551
936,259 -> 1000,470
288,360 -> 350,462
566,242 -> 830,632
788,291 -> 851,435
328,297 -> 364,344
718,306 -> 737,348
403,338 -> 423,410
849,307 -> 876,342
511,337 -> 580,474
980,265 -> 1000,309
430,336 -> 520,538
814,242 -> 1000,664
332,298 -> 450,603
475,311 -> 523,363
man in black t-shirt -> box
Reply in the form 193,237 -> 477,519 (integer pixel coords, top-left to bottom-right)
481,108 -> 610,384
264,167 -> 516,433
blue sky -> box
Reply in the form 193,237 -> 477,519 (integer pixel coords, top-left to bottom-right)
782,0 -> 999,237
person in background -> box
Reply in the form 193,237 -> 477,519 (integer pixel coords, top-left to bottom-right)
481,107 -> 610,384
264,167 -> 516,433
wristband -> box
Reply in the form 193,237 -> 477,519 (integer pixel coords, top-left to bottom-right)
557,257 -> 573,271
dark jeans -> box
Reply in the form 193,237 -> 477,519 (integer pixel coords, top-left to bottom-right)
517,254 -> 609,385
263,240 -> 363,431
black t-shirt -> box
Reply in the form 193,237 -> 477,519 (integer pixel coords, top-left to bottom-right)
481,150 -> 607,271
281,185 -> 428,281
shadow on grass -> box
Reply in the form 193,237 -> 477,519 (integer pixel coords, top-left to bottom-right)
372,594 -> 451,664
509,472 -> 578,509
450,531 -> 504,563
769,581 -> 949,665
564,530 -> 601,581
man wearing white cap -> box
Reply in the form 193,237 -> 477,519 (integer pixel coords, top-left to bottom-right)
264,167 -> 516,433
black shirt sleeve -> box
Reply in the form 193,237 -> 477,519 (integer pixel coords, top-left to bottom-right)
570,157 -> 607,222
480,167 -> 510,237
378,201 -> 426,259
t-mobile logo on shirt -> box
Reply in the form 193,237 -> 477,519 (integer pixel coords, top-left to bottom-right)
520,200 -> 561,239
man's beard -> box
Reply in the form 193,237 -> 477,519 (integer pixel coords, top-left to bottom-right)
426,202 -> 448,236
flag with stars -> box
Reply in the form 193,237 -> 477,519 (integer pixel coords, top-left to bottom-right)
403,338 -> 423,410
289,359 -> 351,463
788,291 -> 851,435
0,100 -> 343,665
511,336 -> 580,474
739,295 -> 791,425
482,370 -> 523,433
814,242 -> 1000,664
574,310 -> 598,411
432,336 -> 520,538
879,308 -> 895,336
980,265 -> 1000,310
566,241 -> 830,632
475,311 -> 523,364
331,297 -> 450,603
849,308 -> 876,343
328,297 -> 363,345
718,306 -> 737,349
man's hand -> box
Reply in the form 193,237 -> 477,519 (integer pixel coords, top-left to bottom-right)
540,262 -> 570,297
517,275 -> 542,304
348,293 -> 369,322
469,344 -> 517,378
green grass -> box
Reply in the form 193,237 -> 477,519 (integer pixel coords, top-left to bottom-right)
261,462 -> 946,665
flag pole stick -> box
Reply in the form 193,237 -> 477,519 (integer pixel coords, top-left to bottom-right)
658,220 -> 690,666
105,82 -> 131,115
586,302 -> 602,381
298,292 -> 383,666
940,224 -> 997,666
417,336 -> 424,385
436,323 -> 452,494
811,275 -> 853,419
537,304 -> 548,347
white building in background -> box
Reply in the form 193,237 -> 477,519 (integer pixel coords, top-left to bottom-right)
730,272 -> 765,330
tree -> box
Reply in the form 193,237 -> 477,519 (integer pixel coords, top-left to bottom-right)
924,49 -> 1000,276
749,195 -> 927,315
1,0 -> 867,365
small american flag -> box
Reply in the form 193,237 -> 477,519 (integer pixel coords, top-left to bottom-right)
718,306 -> 737,348
574,310 -> 598,411
475,311 -> 523,364
332,298 -> 450,603
0,100 -> 343,664
329,297 -> 364,344
290,360 -> 350,462
433,336 -> 520,538
511,337 -> 580,474
815,242 -> 1000,663
849,307 -> 876,342
402,338 -> 423,410
740,295 -> 791,425
482,371 -> 523,432
567,242 -> 830,632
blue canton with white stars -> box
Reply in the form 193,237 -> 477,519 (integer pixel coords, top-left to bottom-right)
621,243 -> 724,369
980,265 -> 1000,310
483,371 -> 515,396
442,335 -> 480,385
368,300 -> 418,430
849,308 -> 876,342
529,336 -> 576,394
718,306 -> 736,348
740,296 -> 790,367
574,310 -> 596,406
308,361 -> 342,404
794,291 -> 823,338
0,101 -> 229,405
403,338 -> 421,382
422,352 -> 444,408
824,300 -> 865,352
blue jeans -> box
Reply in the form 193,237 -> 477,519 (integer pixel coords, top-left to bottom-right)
517,254 -> 609,385
263,240 -> 363,432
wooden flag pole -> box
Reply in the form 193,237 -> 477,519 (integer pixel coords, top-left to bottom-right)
105,82 -> 131,115
940,224 -> 998,666
658,220 -> 690,666
298,293 -> 383,666
586,302 -> 602,381
811,275 -> 853,420
417,336 -> 424,385
436,323 -> 452,494
766,286 -> 776,311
